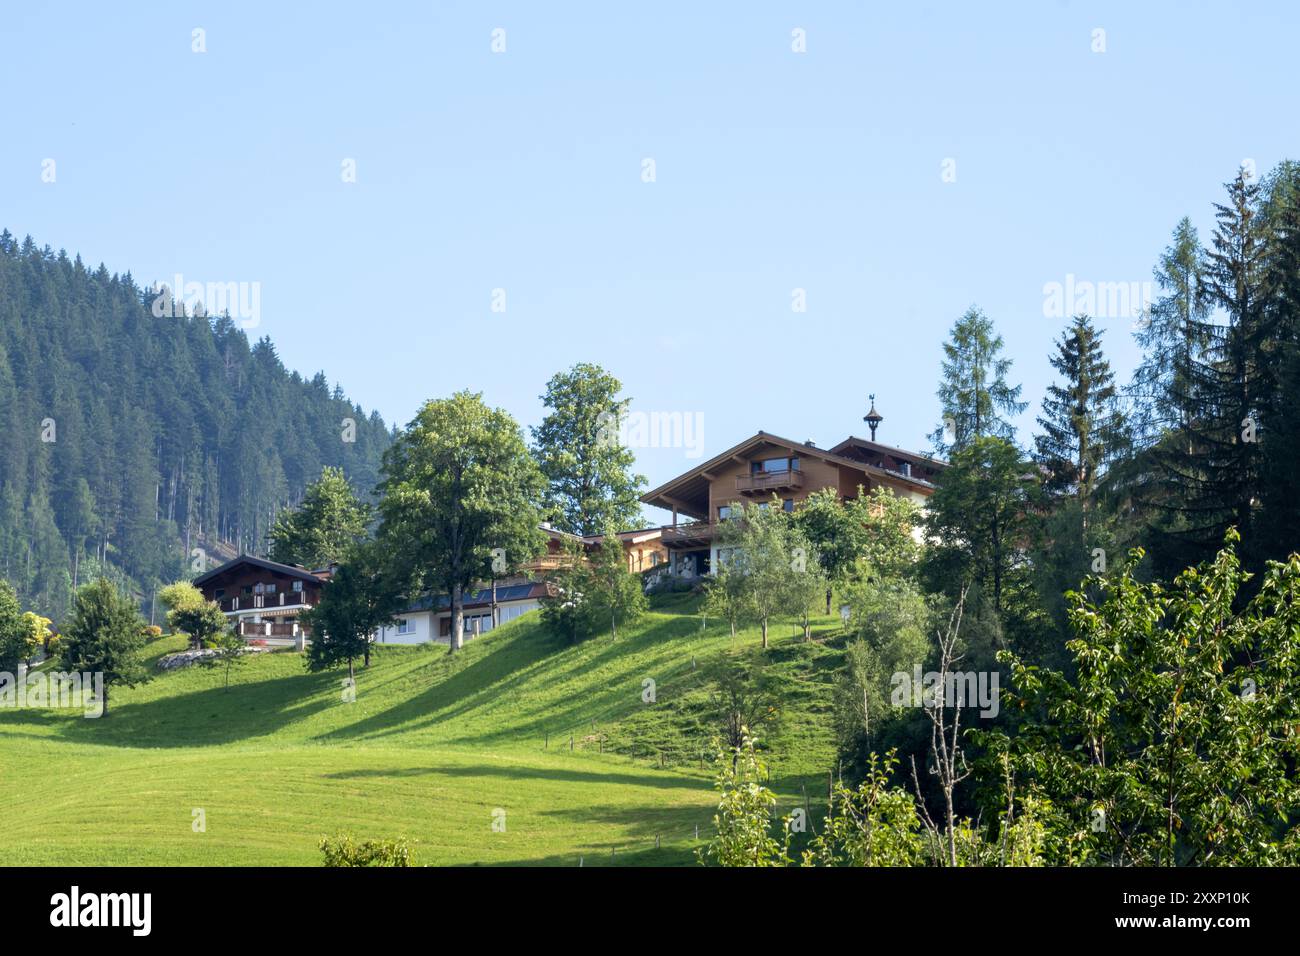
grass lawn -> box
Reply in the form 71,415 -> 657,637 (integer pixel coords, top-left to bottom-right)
0,595 -> 845,866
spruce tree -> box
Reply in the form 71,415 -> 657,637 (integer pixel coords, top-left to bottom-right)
1034,315 -> 1127,509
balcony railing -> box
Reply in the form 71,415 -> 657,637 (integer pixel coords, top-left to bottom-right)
238,619 -> 302,638
735,469 -> 804,494
662,522 -> 717,543
220,590 -> 314,613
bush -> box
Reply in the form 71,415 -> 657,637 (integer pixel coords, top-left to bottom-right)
142,625 -> 163,640
319,833 -> 414,867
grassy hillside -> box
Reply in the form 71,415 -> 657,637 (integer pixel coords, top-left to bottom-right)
0,595 -> 846,866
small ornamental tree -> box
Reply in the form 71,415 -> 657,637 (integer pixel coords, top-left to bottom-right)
586,521 -> 647,640
698,733 -> 792,867
539,541 -> 597,643
20,612 -> 54,667
159,581 -> 227,650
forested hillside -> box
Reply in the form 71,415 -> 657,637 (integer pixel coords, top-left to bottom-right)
0,231 -> 391,619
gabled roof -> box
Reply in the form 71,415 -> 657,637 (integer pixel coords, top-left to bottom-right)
830,435 -> 948,468
192,554 -> 326,589
641,430 -> 941,519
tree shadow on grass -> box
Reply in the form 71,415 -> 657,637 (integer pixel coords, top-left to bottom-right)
42,670 -> 342,748
321,761 -> 713,793
313,616 -> 707,747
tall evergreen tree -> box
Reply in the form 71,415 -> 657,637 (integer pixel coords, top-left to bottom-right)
1129,218 -> 1213,445
1034,315 -> 1127,509
929,307 -> 1027,456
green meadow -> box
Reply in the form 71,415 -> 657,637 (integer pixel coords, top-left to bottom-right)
0,596 -> 842,866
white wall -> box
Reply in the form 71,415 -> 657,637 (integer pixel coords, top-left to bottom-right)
372,599 -> 542,646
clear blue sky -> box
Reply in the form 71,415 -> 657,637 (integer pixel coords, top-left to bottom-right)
4,2 -> 1297,522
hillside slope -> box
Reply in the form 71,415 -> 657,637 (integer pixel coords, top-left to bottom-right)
0,231 -> 391,618
0,597 -> 843,866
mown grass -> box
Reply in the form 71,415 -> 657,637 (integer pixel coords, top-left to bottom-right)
0,594 -> 846,866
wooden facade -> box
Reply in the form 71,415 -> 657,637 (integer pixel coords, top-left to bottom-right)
641,429 -> 945,576
193,555 -> 326,645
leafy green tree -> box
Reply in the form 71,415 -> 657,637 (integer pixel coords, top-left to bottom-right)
379,392 -> 545,652
320,834 -> 414,867
834,575 -> 931,750
586,521 -> 647,639
924,437 -> 1036,613
0,580 -> 26,674
58,579 -> 150,718
985,531 -> 1300,866
698,733 -> 792,867
801,751 -> 925,867
706,658 -> 780,752
204,624 -> 247,690
929,306 -> 1027,456
539,541 -> 597,643
268,466 -> 371,569
703,545 -> 750,639
794,487 -> 868,614
301,542 -> 403,679
715,500 -> 808,649
531,363 -> 646,536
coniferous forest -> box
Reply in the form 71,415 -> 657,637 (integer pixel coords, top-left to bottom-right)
0,230 -> 391,620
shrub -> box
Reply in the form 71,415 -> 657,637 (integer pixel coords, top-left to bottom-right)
319,833 -> 414,867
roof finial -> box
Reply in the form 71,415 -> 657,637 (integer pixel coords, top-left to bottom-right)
864,394 -> 883,441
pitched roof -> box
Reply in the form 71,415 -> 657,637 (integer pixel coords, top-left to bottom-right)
640,429 -> 940,519
192,554 -> 326,588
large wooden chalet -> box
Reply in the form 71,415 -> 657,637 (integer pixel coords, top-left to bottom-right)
640,424 -> 945,578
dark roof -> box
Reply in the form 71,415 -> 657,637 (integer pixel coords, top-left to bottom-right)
192,554 -> 325,589
399,582 -> 550,614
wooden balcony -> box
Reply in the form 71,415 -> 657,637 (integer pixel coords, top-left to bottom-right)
520,553 -> 576,572
735,469 -> 804,495
220,591 -> 315,613
661,522 -> 717,545
238,619 -> 301,638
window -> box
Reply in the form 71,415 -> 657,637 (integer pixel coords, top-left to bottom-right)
242,585 -> 252,596
265,583 -> 277,594
214,588 -> 225,600
752,457 -> 797,474
783,499 -> 795,513
718,505 -> 733,520
292,580 -> 304,592
396,619 -> 415,635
